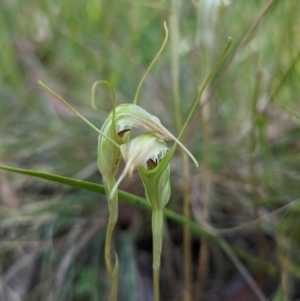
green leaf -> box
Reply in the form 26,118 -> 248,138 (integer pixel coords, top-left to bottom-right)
0,164 -> 277,290
0,164 -> 209,238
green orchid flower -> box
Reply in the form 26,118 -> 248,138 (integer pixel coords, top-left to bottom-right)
38,23 -> 233,301
96,100 -> 197,281
37,81 -> 197,301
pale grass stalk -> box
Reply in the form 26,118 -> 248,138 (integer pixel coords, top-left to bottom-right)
196,241 -> 209,300
169,3 -> 192,300
219,239 -> 268,301
195,1 -> 225,293
196,95 -> 211,301
216,198 -> 299,236
169,16 -> 233,301
248,70 -> 269,287
182,155 -> 192,301
204,0 -> 276,102
185,0 -> 277,141
194,23 -> 213,296
274,219 -> 290,301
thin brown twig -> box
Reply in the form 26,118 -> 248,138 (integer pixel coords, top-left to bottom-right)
216,198 -> 299,236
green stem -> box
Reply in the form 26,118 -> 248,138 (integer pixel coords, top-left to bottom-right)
103,177 -> 118,276
133,22 -> 169,105
153,265 -> 160,301
103,177 -> 119,301
105,217 -> 116,275
38,81 -> 119,148
109,253 -> 119,301
152,209 -> 163,301
159,37 -> 233,173
177,37 -> 233,142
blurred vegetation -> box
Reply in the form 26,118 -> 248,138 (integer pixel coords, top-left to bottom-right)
1,0 -> 300,300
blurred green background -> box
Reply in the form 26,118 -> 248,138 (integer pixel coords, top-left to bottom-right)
1,0 -> 300,300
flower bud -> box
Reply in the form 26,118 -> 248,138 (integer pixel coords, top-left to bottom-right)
97,111 -> 129,180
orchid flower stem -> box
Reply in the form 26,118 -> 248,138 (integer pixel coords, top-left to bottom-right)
104,177 -> 118,275
105,217 -> 116,275
152,209 -> 164,301
103,177 -> 119,300
153,265 -> 160,301
109,253 -> 119,301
